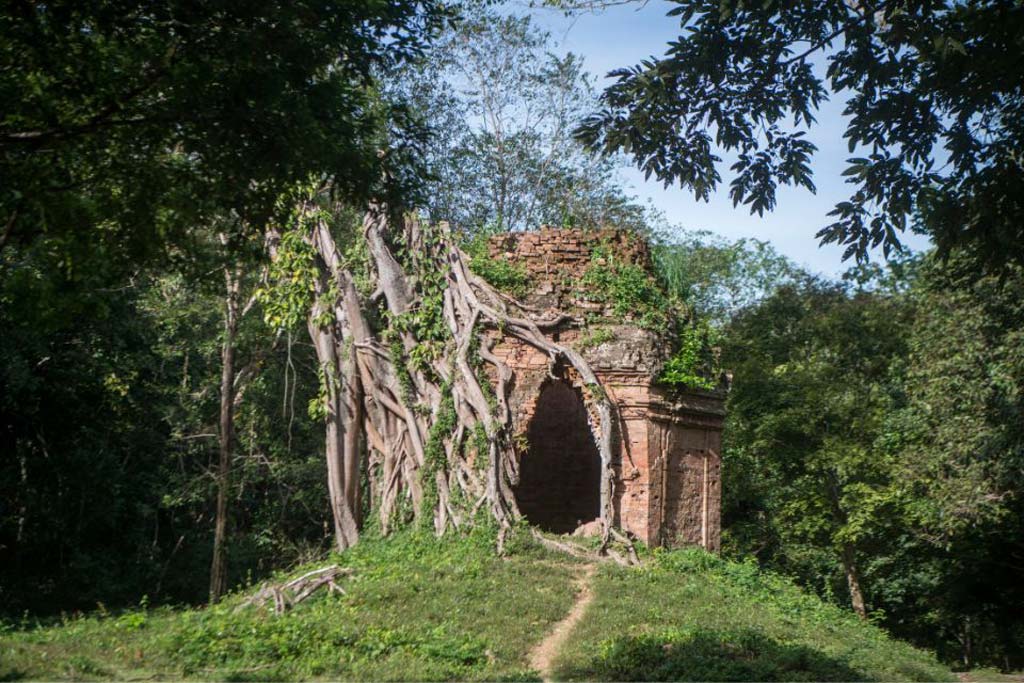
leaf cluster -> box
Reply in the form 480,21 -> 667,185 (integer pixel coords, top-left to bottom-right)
579,242 -> 672,332
463,230 -> 530,297
1,0 -> 447,263
658,321 -> 719,391
577,0 -> 1024,274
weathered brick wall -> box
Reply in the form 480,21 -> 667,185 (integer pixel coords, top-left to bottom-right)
648,392 -> 724,551
486,227 -> 724,549
488,227 -> 652,313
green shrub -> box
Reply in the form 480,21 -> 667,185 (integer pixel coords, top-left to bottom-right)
578,327 -> 616,350
464,232 -> 529,297
658,322 -> 719,390
592,627 -> 865,682
580,244 -> 671,332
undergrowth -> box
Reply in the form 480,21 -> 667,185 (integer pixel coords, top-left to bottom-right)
580,241 -> 722,390
552,547 -> 954,682
0,537 -> 957,682
579,243 -> 671,333
463,231 -> 529,298
0,528 -> 576,682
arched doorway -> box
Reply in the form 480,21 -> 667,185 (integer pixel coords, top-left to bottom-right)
513,380 -> 601,533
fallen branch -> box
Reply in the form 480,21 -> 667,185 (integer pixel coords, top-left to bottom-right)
531,526 -> 641,567
237,565 -> 353,614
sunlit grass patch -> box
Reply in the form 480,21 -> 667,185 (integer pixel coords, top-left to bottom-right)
0,528 -> 576,681
552,547 -> 954,682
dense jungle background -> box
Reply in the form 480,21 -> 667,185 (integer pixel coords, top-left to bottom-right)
2,0 -> 1022,675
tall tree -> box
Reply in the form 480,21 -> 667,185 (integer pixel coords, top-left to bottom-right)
258,190 -> 657,555
209,230 -> 267,603
1,0 -> 447,611
877,257 -> 1024,666
393,9 -> 650,234
210,255 -> 240,603
571,0 -> 1024,274
721,277 -> 912,617
1,0 -> 447,262
249,9 -> 672,552
718,254 -> 1024,665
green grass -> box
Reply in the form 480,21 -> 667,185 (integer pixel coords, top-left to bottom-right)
552,547 -> 954,682
0,528 -> 579,681
960,669 -> 1024,682
1,534 -> 956,682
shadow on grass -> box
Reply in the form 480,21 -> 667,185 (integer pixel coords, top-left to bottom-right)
554,627 -> 874,682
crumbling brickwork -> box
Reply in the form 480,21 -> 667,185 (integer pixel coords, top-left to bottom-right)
487,227 -> 724,550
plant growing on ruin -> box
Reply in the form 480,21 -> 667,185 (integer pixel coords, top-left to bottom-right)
578,327 -> 616,351
579,242 -> 672,333
463,231 -> 530,298
260,190 -> 632,559
658,322 -> 719,391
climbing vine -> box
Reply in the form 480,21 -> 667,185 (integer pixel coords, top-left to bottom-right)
421,387 -> 457,525
256,222 -> 321,331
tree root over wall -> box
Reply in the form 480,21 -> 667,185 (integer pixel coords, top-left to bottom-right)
266,198 -> 634,560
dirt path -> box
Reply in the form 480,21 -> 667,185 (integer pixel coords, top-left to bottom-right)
528,563 -> 597,682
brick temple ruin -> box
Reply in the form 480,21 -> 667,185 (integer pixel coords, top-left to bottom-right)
488,228 -> 725,550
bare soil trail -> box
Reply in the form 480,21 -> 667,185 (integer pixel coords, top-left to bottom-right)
528,563 -> 597,682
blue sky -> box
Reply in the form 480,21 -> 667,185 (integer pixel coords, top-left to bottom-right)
524,1 -> 933,277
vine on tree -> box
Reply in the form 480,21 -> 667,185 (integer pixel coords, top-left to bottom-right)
261,192 -> 642,563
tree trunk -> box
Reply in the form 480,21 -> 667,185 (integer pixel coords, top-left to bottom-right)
210,263 -> 240,603
825,469 -> 867,619
265,199 -> 625,552
841,541 -> 867,619
307,316 -> 361,551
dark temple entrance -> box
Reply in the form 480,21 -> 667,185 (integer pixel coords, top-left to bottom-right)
513,380 -> 601,533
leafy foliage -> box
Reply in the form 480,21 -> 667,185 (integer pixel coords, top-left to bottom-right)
658,322 -> 718,391
1,0 -> 445,262
575,0 -> 1024,273
720,275 -> 910,598
463,231 -> 530,298
653,230 -> 797,324
0,239 -> 331,614
3,1 -> 1023,675
577,327 -> 616,351
580,242 -> 671,332
719,259 -> 1024,668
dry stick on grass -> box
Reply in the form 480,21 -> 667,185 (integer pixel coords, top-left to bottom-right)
238,565 -> 353,614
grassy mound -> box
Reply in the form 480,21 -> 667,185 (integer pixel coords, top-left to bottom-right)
552,548 -> 954,682
1,531 -> 953,682
0,529 -> 579,681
